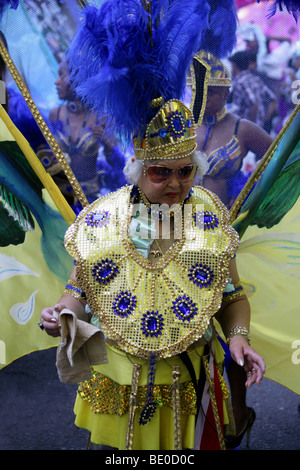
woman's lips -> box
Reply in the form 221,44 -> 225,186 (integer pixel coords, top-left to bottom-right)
165,192 -> 179,198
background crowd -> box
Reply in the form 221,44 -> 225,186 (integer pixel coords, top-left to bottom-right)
1,1 -> 299,205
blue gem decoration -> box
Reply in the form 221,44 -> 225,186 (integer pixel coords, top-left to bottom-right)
139,401 -> 157,424
189,263 -> 214,288
112,291 -> 137,318
141,311 -> 164,338
150,110 -> 193,141
158,128 -> 167,137
193,211 -> 219,230
173,116 -> 182,131
166,111 -> 186,139
92,259 -> 119,285
172,295 -> 198,322
85,210 -> 110,228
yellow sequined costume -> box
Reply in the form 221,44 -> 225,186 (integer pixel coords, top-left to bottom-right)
64,185 -> 239,450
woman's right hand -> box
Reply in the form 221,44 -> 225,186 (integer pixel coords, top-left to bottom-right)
40,304 -> 66,337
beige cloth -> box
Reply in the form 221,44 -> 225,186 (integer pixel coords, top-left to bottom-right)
56,308 -> 107,384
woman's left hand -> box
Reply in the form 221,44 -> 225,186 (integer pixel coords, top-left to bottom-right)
229,335 -> 266,387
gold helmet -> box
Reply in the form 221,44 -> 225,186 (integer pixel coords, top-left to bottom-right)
133,98 -> 197,161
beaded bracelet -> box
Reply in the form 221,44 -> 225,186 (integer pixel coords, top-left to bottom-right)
226,326 -> 251,346
223,280 -> 245,302
64,278 -> 86,300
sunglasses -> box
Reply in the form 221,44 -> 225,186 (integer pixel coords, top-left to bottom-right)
145,164 -> 197,183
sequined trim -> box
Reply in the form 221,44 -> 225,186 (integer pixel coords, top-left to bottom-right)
77,370 -> 197,416
215,363 -> 230,400
77,363 -> 230,417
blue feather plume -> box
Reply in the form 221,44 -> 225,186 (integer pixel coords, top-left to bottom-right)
0,0 -> 19,19
267,1 -> 300,20
67,0 -> 237,145
200,0 -> 238,58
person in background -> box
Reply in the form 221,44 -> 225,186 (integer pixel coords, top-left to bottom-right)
228,50 -> 276,131
48,61 -> 126,209
189,51 -> 274,211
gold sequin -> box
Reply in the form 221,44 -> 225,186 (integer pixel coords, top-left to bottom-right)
77,370 -> 198,416
64,185 -> 239,361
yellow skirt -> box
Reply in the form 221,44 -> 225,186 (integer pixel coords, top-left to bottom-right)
73,338 -> 232,450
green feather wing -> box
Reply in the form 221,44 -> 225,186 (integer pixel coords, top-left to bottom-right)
231,105 -> 300,238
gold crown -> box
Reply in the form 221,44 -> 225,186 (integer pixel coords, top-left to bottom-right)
134,99 -> 197,160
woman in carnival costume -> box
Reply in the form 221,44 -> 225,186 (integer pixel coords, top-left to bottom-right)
40,0 -> 265,450
188,50 -> 274,211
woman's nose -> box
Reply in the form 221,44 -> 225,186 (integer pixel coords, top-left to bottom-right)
167,172 -> 181,188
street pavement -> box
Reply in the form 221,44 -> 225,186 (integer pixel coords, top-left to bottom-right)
0,347 -> 299,451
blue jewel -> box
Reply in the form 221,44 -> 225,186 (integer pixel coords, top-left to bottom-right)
193,211 -> 219,230
158,128 -> 167,137
112,291 -> 137,318
141,311 -> 164,338
85,210 -> 110,228
188,263 -> 214,288
166,111 -> 186,139
172,295 -> 198,322
173,116 -> 183,132
92,259 -> 119,285
186,118 -> 193,128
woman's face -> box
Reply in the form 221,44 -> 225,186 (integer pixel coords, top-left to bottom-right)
55,62 -> 76,101
204,86 -> 229,117
138,156 -> 195,206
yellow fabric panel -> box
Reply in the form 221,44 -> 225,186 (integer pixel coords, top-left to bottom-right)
0,215 -> 73,367
236,198 -> 300,394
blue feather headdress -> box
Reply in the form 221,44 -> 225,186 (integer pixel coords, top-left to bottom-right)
67,0 -> 237,145
266,1 -> 300,20
200,0 -> 237,59
0,0 -> 19,19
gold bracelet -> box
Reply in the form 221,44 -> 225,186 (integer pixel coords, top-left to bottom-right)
226,326 -> 250,346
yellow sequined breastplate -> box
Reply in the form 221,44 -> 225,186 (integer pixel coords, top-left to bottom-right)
65,185 -> 239,360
